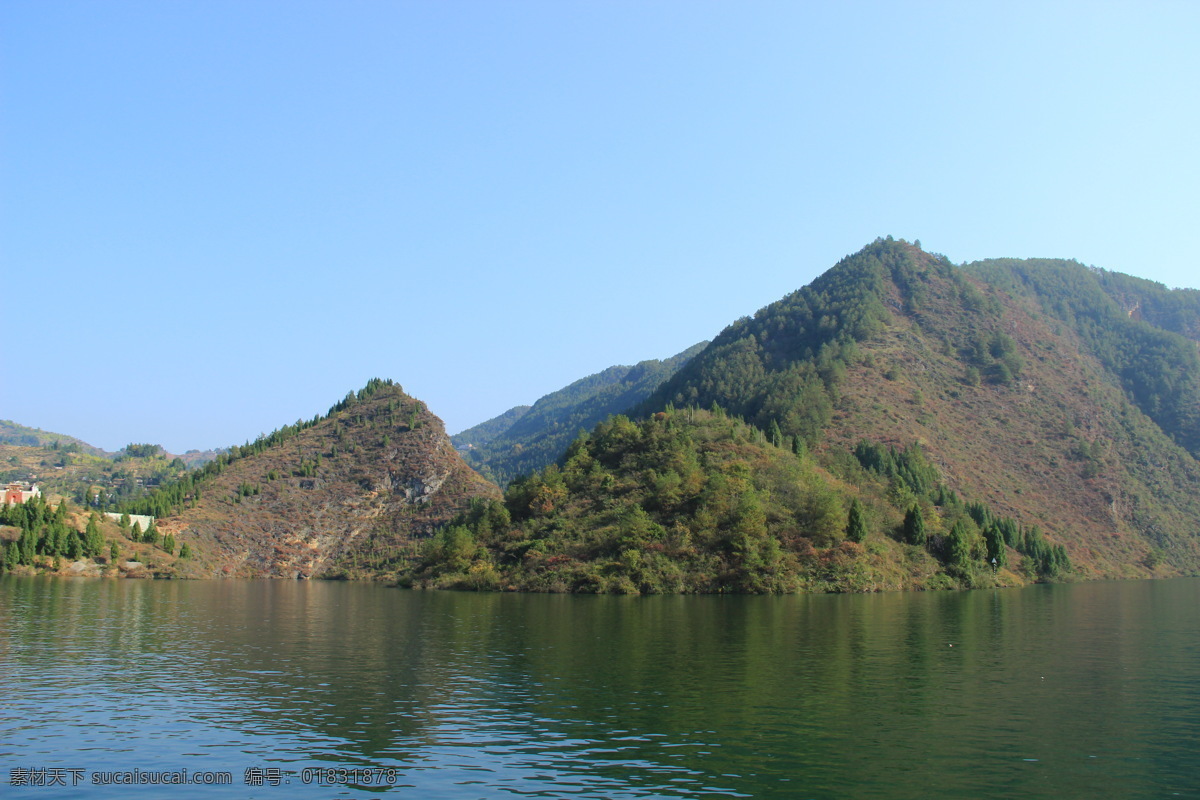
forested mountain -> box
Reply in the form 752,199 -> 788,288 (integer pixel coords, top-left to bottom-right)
1094,269 -> 1200,343
130,379 -> 499,578
416,238 -> 1200,590
457,343 -> 707,485
452,405 -> 531,451
13,239 -> 1198,591
966,258 -> 1200,456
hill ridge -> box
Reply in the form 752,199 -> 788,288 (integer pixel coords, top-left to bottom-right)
135,379 -> 500,578
443,238 -> 1200,587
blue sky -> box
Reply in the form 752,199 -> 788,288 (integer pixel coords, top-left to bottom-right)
3,1 -> 1198,453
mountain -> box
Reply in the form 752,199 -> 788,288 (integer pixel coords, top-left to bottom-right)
131,379 -> 499,578
647,239 -> 1200,576
415,239 -> 1200,591
457,343 -> 707,485
0,420 -> 110,457
452,405 -> 531,451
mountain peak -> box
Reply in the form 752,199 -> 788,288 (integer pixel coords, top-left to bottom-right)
148,380 -> 500,578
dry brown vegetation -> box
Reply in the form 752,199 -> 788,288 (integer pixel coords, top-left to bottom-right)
157,383 -> 499,578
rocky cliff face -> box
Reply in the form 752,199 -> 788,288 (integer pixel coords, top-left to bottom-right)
160,383 -> 500,578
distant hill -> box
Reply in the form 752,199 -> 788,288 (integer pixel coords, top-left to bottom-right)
0,420 -> 109,457
0,420 -> 223,508
452,405 -> 531,451
415,238 -> 1200,591
457,343 -> 707,485
134,379 -> 499,578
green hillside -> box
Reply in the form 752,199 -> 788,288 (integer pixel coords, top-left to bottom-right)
411,409 -> 1054,593
1094,269 -> 1200,342
0,420 -> 110,456
459,343 -> 706,485
416,238 -> 1200,590
0,420 -> 222,507
967,258 -> 1200,456
452,405 -> 531,450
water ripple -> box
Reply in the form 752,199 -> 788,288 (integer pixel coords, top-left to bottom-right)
3,578 -> 1199,798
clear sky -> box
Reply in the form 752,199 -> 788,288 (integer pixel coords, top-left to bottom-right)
2,1 -> 1198,454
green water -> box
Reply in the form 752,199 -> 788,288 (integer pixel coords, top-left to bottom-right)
2,577 -> 1198,798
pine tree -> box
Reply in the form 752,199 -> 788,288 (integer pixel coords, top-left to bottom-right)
768,420 -> 784,448
19,526 -> 36,565
792,437 -> 808,459
983,524 -> 1007,567
948,519 -> 974,566
85,516 -> 103,557
903,505 -> 927,546
847,498 -> 868,542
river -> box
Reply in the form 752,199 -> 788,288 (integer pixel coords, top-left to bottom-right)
2,577 -> 1198,798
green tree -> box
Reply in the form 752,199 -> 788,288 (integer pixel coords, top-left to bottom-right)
48,525 -> 67,557
903,505 -> 927,545
947,519 -> 977,568
85,516 -> 104,557
65,531 -> 83,560
19,526 -> 36,565
846,498 -> 868,542
768,419 -> 784,448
